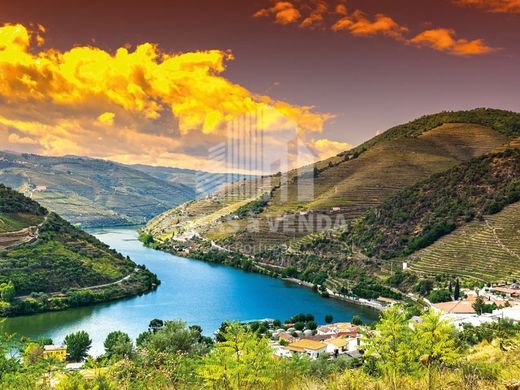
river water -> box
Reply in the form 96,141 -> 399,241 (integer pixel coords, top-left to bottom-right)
1,227 -> 378,355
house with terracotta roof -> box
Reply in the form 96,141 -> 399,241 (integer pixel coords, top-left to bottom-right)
286,339 -> 327,359
490,287 -> 520,299
432,300 -> 476,315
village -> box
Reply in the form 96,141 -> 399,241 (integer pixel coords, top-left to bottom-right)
37,282 -> 520,368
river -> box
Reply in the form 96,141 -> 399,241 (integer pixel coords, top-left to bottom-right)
1,227 -> 378,355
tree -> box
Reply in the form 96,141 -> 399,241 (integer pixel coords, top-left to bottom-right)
415,279 -> 434,296
0,282 -> 15,303
23,343 -> 44,365
454,279 -> 461,301
363,306 -> 419,389
472,296 -> 496,315
428,289 -> 452,304
414,309 -> 460,390
142,320 -> 210,356
352,315 -> 363,326
104,331 -> 133,360
148,319 -> 164,333
324,314 -> 333,324
198,322 -> 282,389
64,331 -> 92,362
307,321 -> 318,331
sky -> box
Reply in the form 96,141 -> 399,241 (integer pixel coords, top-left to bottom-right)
0,0 -> 519,172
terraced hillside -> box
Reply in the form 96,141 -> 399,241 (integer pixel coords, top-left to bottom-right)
0,152 -> 196,227
409,201 -> 520,282
146,109 -> 520,251
345,149 -> 520,259
0,185 -> 158,316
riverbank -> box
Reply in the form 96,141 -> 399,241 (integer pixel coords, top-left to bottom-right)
281,277 -> 385,311
143,236 -> 385,314
1,227 -> 379,356
1,267 -> 159,318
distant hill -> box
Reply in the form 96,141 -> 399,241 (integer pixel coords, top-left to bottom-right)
130,164 -> 254,196
0,185 -> 158,316
0,152 -> 197,227
145,109 -> 520,251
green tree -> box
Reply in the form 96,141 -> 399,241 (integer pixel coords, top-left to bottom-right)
352,315 -> 363,326
22,343 -> 44,365
142,320 -> 209,356
104,331 -> 133,360
0,282 -> 15,303
415,309 -> 460,390
454,279 -> 461,301
64,331 -> 92,362
428,289 -> 452,304
324,314 -> 333,324
198,322 -> 282,389
363,306 -> 419,389
148,318 -> 164,333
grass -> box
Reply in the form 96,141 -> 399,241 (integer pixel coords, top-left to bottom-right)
0,213 -> 44,233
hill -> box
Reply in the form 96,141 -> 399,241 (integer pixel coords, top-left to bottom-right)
130,164 -> 253,196
0,185 -> 159,316
345,149 -> 520,259
408,201 -> 520,283
145,109 -> 520,251
0,152 -> 197,227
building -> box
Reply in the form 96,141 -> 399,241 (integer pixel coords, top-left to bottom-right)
286,339 -> 327,359
432,300 -> 476,315
43,344 -> 67,361
490,287 -> 520,299
317,322 -> 353,335
325,338 -> 348,356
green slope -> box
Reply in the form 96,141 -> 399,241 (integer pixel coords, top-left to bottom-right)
145,109 -> 520,252
0,152 -> 196,227
408,201 -> 520,283
0,185 -> 159,316
345,149 -> 520,260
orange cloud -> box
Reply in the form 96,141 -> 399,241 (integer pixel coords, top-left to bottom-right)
0,23 -> 331,172
454,0 -> 520,13
300,1 -> 328,29
410,28 -> 495,56
332,10 -> 408,40
254,2 -> 302,25
255,1 -> 495,57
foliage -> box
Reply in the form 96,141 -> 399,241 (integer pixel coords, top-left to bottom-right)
347,149 -> 520,259
104,331 -> 133,361
0,282 -> 15,303
428,289 -> 452,304
472,296 -> 497,315
352,315 -> 363,326
139,320 -> 211,356
0,184 -> 47,215
65,330 -> 92,362
454,279 -> 461,301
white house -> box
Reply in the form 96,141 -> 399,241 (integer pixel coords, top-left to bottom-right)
286,339 -> 327,359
